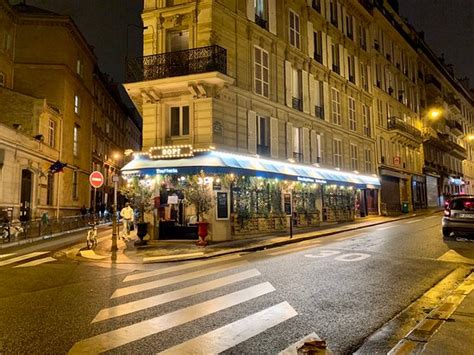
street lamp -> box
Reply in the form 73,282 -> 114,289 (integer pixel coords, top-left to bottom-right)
428,108 -> 442,120
111,152 -> 122,252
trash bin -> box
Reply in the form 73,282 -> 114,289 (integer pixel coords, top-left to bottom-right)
402,201 -> 409,213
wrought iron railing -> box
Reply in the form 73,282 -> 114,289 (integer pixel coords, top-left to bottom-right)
387,117 -> 422,140
293,152 -> 303,162
312,0 -> 321,12
292,97 -> 303,111
257,144 -> 270,156
126,45 -> 227,83
425,74 -> 442,91
255,14 -> 268,30
315,105 -> 324,119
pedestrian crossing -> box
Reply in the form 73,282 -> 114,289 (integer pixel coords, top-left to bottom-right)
70,255 -> 300,354
0,251 -> 56,268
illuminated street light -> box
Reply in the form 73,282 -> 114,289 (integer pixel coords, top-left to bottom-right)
428,108 -> 442,120
467,135 -> 474,141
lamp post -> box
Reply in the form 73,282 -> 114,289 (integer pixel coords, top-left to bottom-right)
111,152 -> 122,252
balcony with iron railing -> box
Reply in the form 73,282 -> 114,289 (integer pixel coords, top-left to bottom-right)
312,0 -> 321,13
446,119 -> 464,135
292,97 -> 303,111
387,116 -> 422,141
125,45 -> 227,83
257,144 -> 270,157
438,134 -> 467,160
255,14 -> 268,30
315,105 -> 324,119
425,74 -> 442,95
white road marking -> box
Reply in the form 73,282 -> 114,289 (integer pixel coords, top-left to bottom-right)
405,219 -> 422,224
0,252 -> 49,267
376,225 -> 396,231
68,282 -> 275,354
111,260 -> 248,298
0,253 -> 15,259
124,254 -> 242,282
143,252 -> 205,263
93,269 -> 261,323
334,253 -> 371,262
269,242 -> 320,256
304,250 -> 341,258
159,302 -> 297,355
335,233 -> 366,241
14,257 -> 56,268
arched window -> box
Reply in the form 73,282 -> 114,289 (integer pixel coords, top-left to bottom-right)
0,72 -> 5,87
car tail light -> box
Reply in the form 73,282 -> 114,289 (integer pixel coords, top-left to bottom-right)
444,208 -> 451,217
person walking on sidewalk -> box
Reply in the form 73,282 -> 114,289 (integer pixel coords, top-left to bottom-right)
120,203 -> 134,241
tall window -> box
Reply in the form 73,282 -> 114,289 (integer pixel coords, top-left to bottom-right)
360,62 -> 368,91
72,171 -> 78,199
289,10 -> 300,49
74,95 -> 80,115
170,106 -> 190,136
348,54 -> 355,83
293,127 -> 302,161
348,97 -> 356,131
167,30 -> 189,52
257,115 -> 270,156
365,149 -> 372,173
292,68 -> 302,111
329,0 -> 338,27
73,125 -> 79,157
313,31 -> 322,63
331,44 -> 340,74
313,133 -> 322,163
359,25 -> 367,50
331,88 -> 341,125
350,143 -> 358,170
255,0 -> 268,29
346,15 -> 353,39
333,138 -> 342,168
254,46 -> 269,97
363,104 -> 371,137
47,174 -> 54,205
48,119 -> 55,148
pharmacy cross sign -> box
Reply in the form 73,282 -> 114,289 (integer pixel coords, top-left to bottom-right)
89,171 -> 104,189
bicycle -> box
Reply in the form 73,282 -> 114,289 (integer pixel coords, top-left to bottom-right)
86,222 -> 98,249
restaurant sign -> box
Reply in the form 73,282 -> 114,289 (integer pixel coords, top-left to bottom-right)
148,145 -> 193,159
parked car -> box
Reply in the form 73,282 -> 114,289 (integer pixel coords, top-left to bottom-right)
442,195 -> 474,238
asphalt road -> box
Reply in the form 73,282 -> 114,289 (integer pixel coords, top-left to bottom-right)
0,214 -> 473,354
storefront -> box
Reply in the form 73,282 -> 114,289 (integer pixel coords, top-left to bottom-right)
121,148 -> 381,242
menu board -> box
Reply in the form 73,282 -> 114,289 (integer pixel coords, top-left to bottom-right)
284,193 -> 292,216
216,192 -> 229,220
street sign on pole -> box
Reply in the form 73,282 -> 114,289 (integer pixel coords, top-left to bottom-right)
89,171 -> 104,189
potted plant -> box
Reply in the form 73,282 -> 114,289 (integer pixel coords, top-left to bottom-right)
184,173 -> 214,246
120,177 -> 154,244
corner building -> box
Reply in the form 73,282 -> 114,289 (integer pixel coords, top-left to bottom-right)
123,0 -> 382,242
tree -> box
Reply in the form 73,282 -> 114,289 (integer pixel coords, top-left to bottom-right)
120,177 -> 154,223
183,172 -> 214,222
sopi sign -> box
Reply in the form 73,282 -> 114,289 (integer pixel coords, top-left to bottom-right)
89,171 -> 104,189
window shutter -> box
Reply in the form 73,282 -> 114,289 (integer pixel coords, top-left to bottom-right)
354,56 -> 360,86
322,31 -> 328,67
309,74 -> 316,116
246,0 -> 255,21
307,21 -> 314,58
327,36 -> 332,69
285,60 -> 292,107
286,122 -> 293,159
247,110 -> 257,154
341,5 -> 346,33
323,81 -> 330,121
310,130 -> 317,163
337,3 -> 343,31
269,0 -> 277,35
270,117 -> 279,158
341,45 -> 348,78
302,70 -> 310,114
302,127 -> 310,163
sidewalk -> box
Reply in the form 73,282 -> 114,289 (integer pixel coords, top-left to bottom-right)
65,208 -> 443,264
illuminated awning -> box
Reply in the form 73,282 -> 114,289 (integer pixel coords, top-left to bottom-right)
121,151 -> 381,188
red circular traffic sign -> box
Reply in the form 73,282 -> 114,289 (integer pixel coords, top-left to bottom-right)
89,171 -> 104,189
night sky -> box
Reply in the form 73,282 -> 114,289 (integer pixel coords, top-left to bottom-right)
10,1 -> 474,88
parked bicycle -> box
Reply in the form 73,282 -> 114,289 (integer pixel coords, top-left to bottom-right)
86,222 -> 98,249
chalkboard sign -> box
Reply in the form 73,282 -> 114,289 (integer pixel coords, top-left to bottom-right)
216,192 -> 229,220
283,193 -> 292,216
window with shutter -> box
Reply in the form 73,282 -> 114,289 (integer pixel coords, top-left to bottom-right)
254,46 -> 269,97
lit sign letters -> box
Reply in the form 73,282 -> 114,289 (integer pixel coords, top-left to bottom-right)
156,168 -> 178,174
297,177 -> 327,184
149,145 -> 193,159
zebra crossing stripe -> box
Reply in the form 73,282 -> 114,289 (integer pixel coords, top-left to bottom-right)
111,260 -> 248,299
0,252 -> 49,267
68,282 -> 275,354
0,253 -> 15,259
92,269 -> 261,323
158,301 -> 297,355
14,257 -> 56,268
124,254 -> 242,283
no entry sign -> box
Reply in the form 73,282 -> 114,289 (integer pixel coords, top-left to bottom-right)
89,171 -> 104,189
